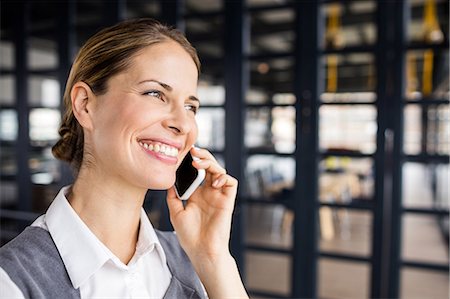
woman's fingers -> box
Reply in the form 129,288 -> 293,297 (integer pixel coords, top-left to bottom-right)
212,173 -> 238,189
191,147 -> 226,185
192,158 -> 226,176
188,147 -> 238,196
191,147 -> 218,163
166,187 -> 185,218
211,174 -> 239,205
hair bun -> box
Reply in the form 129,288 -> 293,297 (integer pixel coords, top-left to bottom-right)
52,125 -> 76,163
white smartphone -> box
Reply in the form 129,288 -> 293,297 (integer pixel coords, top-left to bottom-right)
175,151 -> 206,200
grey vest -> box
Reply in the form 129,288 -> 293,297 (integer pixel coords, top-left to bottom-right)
0,226 -> 205,299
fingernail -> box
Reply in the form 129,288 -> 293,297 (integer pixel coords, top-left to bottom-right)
196,159 -> 206,165
212,179 -> 220,187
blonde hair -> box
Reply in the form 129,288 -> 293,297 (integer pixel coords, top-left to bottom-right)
52,18 -> 200,172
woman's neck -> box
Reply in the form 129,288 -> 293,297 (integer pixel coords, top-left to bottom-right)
69,167 -> 147,265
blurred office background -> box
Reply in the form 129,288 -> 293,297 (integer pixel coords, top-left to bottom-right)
0,0 -> 448,298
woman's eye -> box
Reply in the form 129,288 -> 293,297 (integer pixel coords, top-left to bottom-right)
144,90 -> 163,100
185,104 -> 198,115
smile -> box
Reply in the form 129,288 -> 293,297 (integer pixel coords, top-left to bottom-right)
138,141 -> 179,157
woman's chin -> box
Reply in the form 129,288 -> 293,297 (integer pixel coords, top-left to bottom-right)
146,180 -> 175,191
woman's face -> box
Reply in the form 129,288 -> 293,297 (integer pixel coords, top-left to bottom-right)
88,41 -> 199,190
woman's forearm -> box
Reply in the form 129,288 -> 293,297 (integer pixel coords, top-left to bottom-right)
191,254 -> 248,299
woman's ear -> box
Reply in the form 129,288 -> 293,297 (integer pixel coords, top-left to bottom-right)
71,82 -> 95,130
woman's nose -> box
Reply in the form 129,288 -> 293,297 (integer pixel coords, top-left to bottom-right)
163,104 -> 193,135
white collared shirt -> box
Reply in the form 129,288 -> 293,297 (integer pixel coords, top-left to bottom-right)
0,186 -> 172,299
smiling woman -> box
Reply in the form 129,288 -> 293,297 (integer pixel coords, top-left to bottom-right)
77,40 -> 199,190
53,19 -> 200,173
0,18 -> 248,299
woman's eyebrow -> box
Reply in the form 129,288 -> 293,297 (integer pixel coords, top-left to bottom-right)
139,79 -> 201,104
138,79 -> 172,91
189,95 -> 201,104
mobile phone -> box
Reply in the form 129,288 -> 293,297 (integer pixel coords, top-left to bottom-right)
175,151 -> 206,200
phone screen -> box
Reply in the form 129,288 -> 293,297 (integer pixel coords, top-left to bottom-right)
175,152 -> 199,196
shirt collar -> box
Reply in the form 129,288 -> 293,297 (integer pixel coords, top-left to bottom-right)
45,186 -> 167,289
135,209 -> 167,267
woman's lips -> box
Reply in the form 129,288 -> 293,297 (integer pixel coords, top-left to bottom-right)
138,140 -> 179,157
139,141 -> 178,165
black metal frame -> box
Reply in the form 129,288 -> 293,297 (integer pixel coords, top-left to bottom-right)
56,1 -> 76,188
371,1 -> 407,297
291,2 -> 322,298
223,0 -> 248,270
12,1 -> 32,214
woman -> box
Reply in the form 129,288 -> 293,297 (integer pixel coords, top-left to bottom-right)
0,18 -> 248,299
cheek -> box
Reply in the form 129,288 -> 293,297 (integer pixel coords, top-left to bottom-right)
109,105 -> 148,134
190,120 -> 199,143
92,106 -> 139,153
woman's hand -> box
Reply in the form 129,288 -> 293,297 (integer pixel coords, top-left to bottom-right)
166,146 -> 237,262
166,147 -> 248,299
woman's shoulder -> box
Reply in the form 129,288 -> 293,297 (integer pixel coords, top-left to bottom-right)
1,227 -> 50,254
0,226 -> 79,298
0,227 -> 54,296
0,226 -> 55,275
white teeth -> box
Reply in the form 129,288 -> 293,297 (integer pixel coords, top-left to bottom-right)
139,141 -> 178,157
